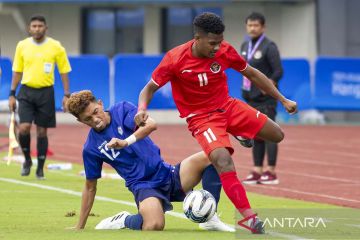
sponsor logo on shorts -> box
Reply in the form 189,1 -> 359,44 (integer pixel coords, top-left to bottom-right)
256,111 -> 260,119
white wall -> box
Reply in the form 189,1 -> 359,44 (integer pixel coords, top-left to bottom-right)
223,1 -> 316,59
0,5 -> 26,58
280,1 -> 317,59
143,6 -> 161,54
0,3 -> 81,58
18,3 -> 81,55
0,1 -> 317,59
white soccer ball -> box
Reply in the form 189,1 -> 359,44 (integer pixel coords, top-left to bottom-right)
183,189 -> 216,223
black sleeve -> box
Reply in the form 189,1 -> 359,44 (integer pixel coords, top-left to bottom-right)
266,42 -> 283,83
240,42 -> 247,56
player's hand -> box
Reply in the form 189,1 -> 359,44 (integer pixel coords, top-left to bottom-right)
62,96 -> 69,112
134,110 -> 148,127
281,98 -> 298,115
106,138 -> 128,149
8,96 -> 16,112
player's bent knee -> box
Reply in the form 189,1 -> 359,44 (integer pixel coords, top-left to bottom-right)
273,129 -> 284,143
277,128 -> 285,142
209,149 -> 234,173
264,120 -> 284,143
142,220 -> 165,231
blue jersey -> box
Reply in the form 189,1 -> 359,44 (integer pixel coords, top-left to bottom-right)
82,101 -> 172,192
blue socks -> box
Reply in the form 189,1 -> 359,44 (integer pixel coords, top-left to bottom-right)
124,213 -> 143,230
202,165 -> 222,207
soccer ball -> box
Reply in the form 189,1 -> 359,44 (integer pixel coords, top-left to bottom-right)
183,189 -> 216,223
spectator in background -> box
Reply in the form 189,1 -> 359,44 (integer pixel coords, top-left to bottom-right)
240,12 -> 283,185
8,15 -> 71,179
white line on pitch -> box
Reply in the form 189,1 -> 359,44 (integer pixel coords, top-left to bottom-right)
0,177 -> 310,240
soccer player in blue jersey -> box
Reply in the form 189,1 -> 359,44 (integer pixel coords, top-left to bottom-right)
66,90 -> 233,231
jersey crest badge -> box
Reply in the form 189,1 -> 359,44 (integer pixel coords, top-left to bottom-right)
117,126 -> 123,135
210,62 -> 221,73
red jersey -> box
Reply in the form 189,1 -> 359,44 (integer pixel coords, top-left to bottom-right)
151,40 -> 248,118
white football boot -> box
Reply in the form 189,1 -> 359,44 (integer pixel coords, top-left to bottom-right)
95,211 -> 130,230
199,213 -> 235,232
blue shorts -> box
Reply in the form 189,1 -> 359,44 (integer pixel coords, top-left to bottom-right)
132,163 -> 186,212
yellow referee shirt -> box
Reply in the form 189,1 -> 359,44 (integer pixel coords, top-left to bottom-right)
12,37 -> 71,88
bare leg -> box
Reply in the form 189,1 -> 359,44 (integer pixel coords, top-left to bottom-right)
209,148 -> 235,173
180,151 -> 227,218
256,118 -> 284,143
180,151 -> 211,192
139,197 -> 165,231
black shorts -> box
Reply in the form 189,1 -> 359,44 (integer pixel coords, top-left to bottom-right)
17,85 -> 56,128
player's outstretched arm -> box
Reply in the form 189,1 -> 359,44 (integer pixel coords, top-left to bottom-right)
135,81 -> 160,127
107,117 -> 157,150
242,66 -> 298,114
75,179 -> 97,230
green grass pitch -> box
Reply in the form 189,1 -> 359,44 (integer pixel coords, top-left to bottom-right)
0,156 -> 359,240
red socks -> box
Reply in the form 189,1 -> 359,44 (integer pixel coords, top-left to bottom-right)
220,171 -> 254,217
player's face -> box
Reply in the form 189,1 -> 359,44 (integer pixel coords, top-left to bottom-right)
78,101 -> 109,131
29,20 -> 47,41
246,20 -> 265,39
196,33 -> 224,58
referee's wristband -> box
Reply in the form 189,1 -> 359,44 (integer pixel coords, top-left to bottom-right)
125,135 -> 137,146
9,90 -> 16,97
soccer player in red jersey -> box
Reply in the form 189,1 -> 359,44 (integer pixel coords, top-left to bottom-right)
135,12 -> 297,233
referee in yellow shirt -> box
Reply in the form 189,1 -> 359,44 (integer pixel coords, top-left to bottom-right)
8,15 -> 71,179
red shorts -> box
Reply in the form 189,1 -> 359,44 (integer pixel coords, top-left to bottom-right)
186,98 -> 267,156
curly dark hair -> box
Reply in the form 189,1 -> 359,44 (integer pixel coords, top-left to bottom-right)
193,12 -> 225,35
66,90 -> 96,118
